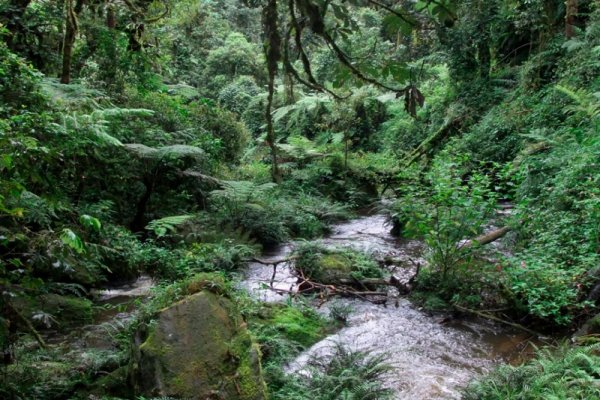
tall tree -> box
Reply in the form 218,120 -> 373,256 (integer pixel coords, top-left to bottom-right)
60,0 -> 85,84
263,0 -> 282,183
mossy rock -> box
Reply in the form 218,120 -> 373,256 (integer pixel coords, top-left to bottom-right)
4,359 -> 78,399
295,245 -> 382,286
316,254 -> 354,283
87,366 -> 132,398
574,313 -> 600,339
185,272 -> 229,295
39,294 -> 93,329
130,291 -> 267,400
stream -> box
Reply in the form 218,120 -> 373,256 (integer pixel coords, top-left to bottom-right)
241,214 -> 537,400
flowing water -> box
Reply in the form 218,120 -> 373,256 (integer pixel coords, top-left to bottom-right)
242,214 -> 538,400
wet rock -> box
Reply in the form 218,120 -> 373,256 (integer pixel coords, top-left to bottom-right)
574,313 -> 600,338
317,253 -> 355,284
40,294 -> 93,329
88,366 -> 132,398
130,291 -> 267,400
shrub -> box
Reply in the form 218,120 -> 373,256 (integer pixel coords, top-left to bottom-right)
133,240 -> 255,281
218,75 -> 261,115
399,153 -> 498,279
272,343 -> 393,400
505,253 -> 592,326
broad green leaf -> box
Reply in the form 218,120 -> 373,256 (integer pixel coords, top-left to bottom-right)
79,215 -> 102,231
60,228 -> 86,254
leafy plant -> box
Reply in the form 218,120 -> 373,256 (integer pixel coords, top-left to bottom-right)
464,343 -> 600,400
399,153 -> 498,279
272,343 -> 393,400
146,215 -> 194,238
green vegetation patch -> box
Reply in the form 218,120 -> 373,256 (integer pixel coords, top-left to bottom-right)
294,243 -> 384,285
464,343 -> 600,400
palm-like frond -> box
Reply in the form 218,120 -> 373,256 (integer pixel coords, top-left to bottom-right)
124,143 -> 205,160
146,215 -> 194,237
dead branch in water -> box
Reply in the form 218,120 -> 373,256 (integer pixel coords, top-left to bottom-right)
248,255 -> 421,303
454,304 -> 540,336
249,256 -> 297,266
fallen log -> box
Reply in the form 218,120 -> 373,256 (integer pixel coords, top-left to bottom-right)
462,226 -> 511,249
404,117 -> 462,166
6,300 -> 47,350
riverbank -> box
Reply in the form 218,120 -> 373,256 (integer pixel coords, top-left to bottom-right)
241,214 -> 544,399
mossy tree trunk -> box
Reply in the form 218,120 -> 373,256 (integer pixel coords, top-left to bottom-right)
60,0 -> 85,84
263,0 -> 282,183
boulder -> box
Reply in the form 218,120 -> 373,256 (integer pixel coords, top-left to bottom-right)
574,313 -> 600,339
130,291 -> 267,400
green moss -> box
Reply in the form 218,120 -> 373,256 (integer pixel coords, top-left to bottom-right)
231,338 -> 268,400
40,294 -> 93,328
132,290 -> 267,399
272,306 -> 327,347
294,243 -> 383,284
321,254 -> 352,272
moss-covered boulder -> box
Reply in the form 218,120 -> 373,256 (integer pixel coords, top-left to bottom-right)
40,294 -> 93,328
130,291 -> 267,400
294,244 -> 383,286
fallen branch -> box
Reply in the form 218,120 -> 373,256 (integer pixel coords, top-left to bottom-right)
249,256 -> 297,266
404,117 -> 461,166
6,300 -> 47,350
463,226 -> 511,249
454,304 -> 540,336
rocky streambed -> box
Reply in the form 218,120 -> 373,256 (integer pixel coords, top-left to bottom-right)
241,214 -> 538,400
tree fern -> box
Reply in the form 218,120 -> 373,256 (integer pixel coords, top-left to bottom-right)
146,215 -> 194,237
124,143 -> 205,161
60,108 -> 154,146
211,180 -> 277,205
556,85 -> 600,121
272,95 -> 332,136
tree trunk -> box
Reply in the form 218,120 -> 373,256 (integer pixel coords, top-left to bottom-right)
106,4 -> 116,29
131,177 -> 155,233
263,0 -> 282,183
265,75 -> 282,183
60,0 -> 85,84
283,71 -> 295,105
565,0 -> 578,39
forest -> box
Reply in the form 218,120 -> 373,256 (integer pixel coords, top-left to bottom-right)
1,0 -> 599,399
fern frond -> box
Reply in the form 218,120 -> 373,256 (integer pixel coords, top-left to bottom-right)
146,215 -> 194,237
124,144 -> 205,160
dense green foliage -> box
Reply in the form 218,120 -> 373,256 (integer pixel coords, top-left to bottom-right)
1,0 -> 600,398
464,343 -> 600,399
